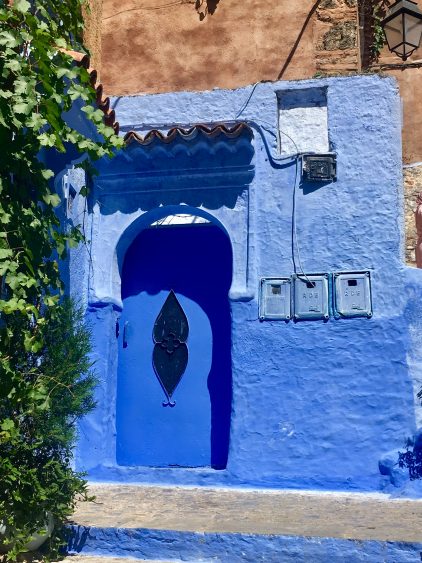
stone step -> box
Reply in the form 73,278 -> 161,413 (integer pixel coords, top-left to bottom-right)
66,483 -> 422,562
71,483 -> 422,541
63,557 -> 175,563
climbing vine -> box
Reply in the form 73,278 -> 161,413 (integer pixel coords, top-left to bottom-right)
359,0 -> 390,63
371,5 -> 385,60
371,2 -> 388,59
0,0 -> 122,558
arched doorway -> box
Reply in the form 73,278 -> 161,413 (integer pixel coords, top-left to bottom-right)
116,217 -> 232,469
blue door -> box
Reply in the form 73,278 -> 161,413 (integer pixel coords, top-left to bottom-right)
116,223 -> 232,468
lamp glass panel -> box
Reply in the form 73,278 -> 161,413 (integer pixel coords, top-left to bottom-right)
404,13 -> 422,47
384,17 -> 404,49
393,42 -> 407,57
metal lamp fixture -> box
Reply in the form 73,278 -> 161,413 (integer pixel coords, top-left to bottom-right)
381,0 -> 422,60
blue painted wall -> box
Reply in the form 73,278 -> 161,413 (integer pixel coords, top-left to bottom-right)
61,74 -> 422,492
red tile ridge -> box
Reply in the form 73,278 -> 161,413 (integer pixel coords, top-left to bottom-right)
124,122 -> 252,146
62,49 -> 119,135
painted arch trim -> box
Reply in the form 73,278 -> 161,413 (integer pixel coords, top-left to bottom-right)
88,204 -> 254,309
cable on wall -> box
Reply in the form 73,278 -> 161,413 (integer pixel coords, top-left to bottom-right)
234,84 -> 310,280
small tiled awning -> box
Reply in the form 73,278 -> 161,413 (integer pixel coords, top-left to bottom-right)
123,123 -> 252,146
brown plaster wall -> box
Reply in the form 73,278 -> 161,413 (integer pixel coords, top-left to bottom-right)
99,0 -> 357,96
357,2 -> 422,261
83,0 -> 103,70
382,67 -> 422,165
359,2 -> 422,164
375,42 -> 422,165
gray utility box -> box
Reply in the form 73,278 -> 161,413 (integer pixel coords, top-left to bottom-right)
293,274 -> 330,320
333,271 -> 372,318
259,278 -> 291,321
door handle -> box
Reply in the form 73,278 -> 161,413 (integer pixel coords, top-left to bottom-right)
123,321 -> 129,348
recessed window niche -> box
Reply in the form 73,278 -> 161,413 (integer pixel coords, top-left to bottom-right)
278,87 -> 329,157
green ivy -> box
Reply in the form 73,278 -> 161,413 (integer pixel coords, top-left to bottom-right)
371,5 -> 386,59
369,1 -> 390,61
0,0 -> 122,559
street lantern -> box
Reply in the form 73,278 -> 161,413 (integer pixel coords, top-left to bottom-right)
381,0 -> 422,60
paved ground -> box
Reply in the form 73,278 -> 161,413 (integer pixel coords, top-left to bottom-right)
18,554 -> 172,563
69,484 -> 422,543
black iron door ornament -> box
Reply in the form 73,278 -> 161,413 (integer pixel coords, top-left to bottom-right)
152,290 -> 189,407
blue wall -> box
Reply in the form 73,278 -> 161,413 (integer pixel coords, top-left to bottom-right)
64,75 -> 422,492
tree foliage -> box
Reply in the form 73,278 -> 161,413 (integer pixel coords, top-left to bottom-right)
0,0 -> 122,558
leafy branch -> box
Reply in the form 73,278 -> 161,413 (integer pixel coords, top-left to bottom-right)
0,0 -> 122,559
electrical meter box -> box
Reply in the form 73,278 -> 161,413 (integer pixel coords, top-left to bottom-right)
333,271 -> 372,318
293,274 -> 330,320
259,278 -> 291,320
302,154 -> 337,182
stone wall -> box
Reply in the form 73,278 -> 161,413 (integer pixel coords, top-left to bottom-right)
404,165 -> 422,266
314,0 -> 359,75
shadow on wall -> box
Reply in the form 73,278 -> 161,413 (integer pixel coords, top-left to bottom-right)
196,0 -> 222,20
278,0 -> 322,80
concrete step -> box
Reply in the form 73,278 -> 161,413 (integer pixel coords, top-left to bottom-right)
66,483 -> 422,562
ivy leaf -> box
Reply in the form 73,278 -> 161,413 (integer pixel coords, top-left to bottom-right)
0,210 -> 11,224
26,113 -> 47,130
0,261 -> 10,276
0,31 -> 20,47
0,249 -> 13,259
41,169 -> 54,180
38,132 -> 57,147
5,59 -> 22,72
43,193 -> 61,207
67,237 -> 79,248
1,419 -> 15,431
13,0 -> 31,13
54,37 -> 67,49
13,102 -> 35,115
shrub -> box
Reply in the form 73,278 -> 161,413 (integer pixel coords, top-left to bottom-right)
0,299 -> 96,559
